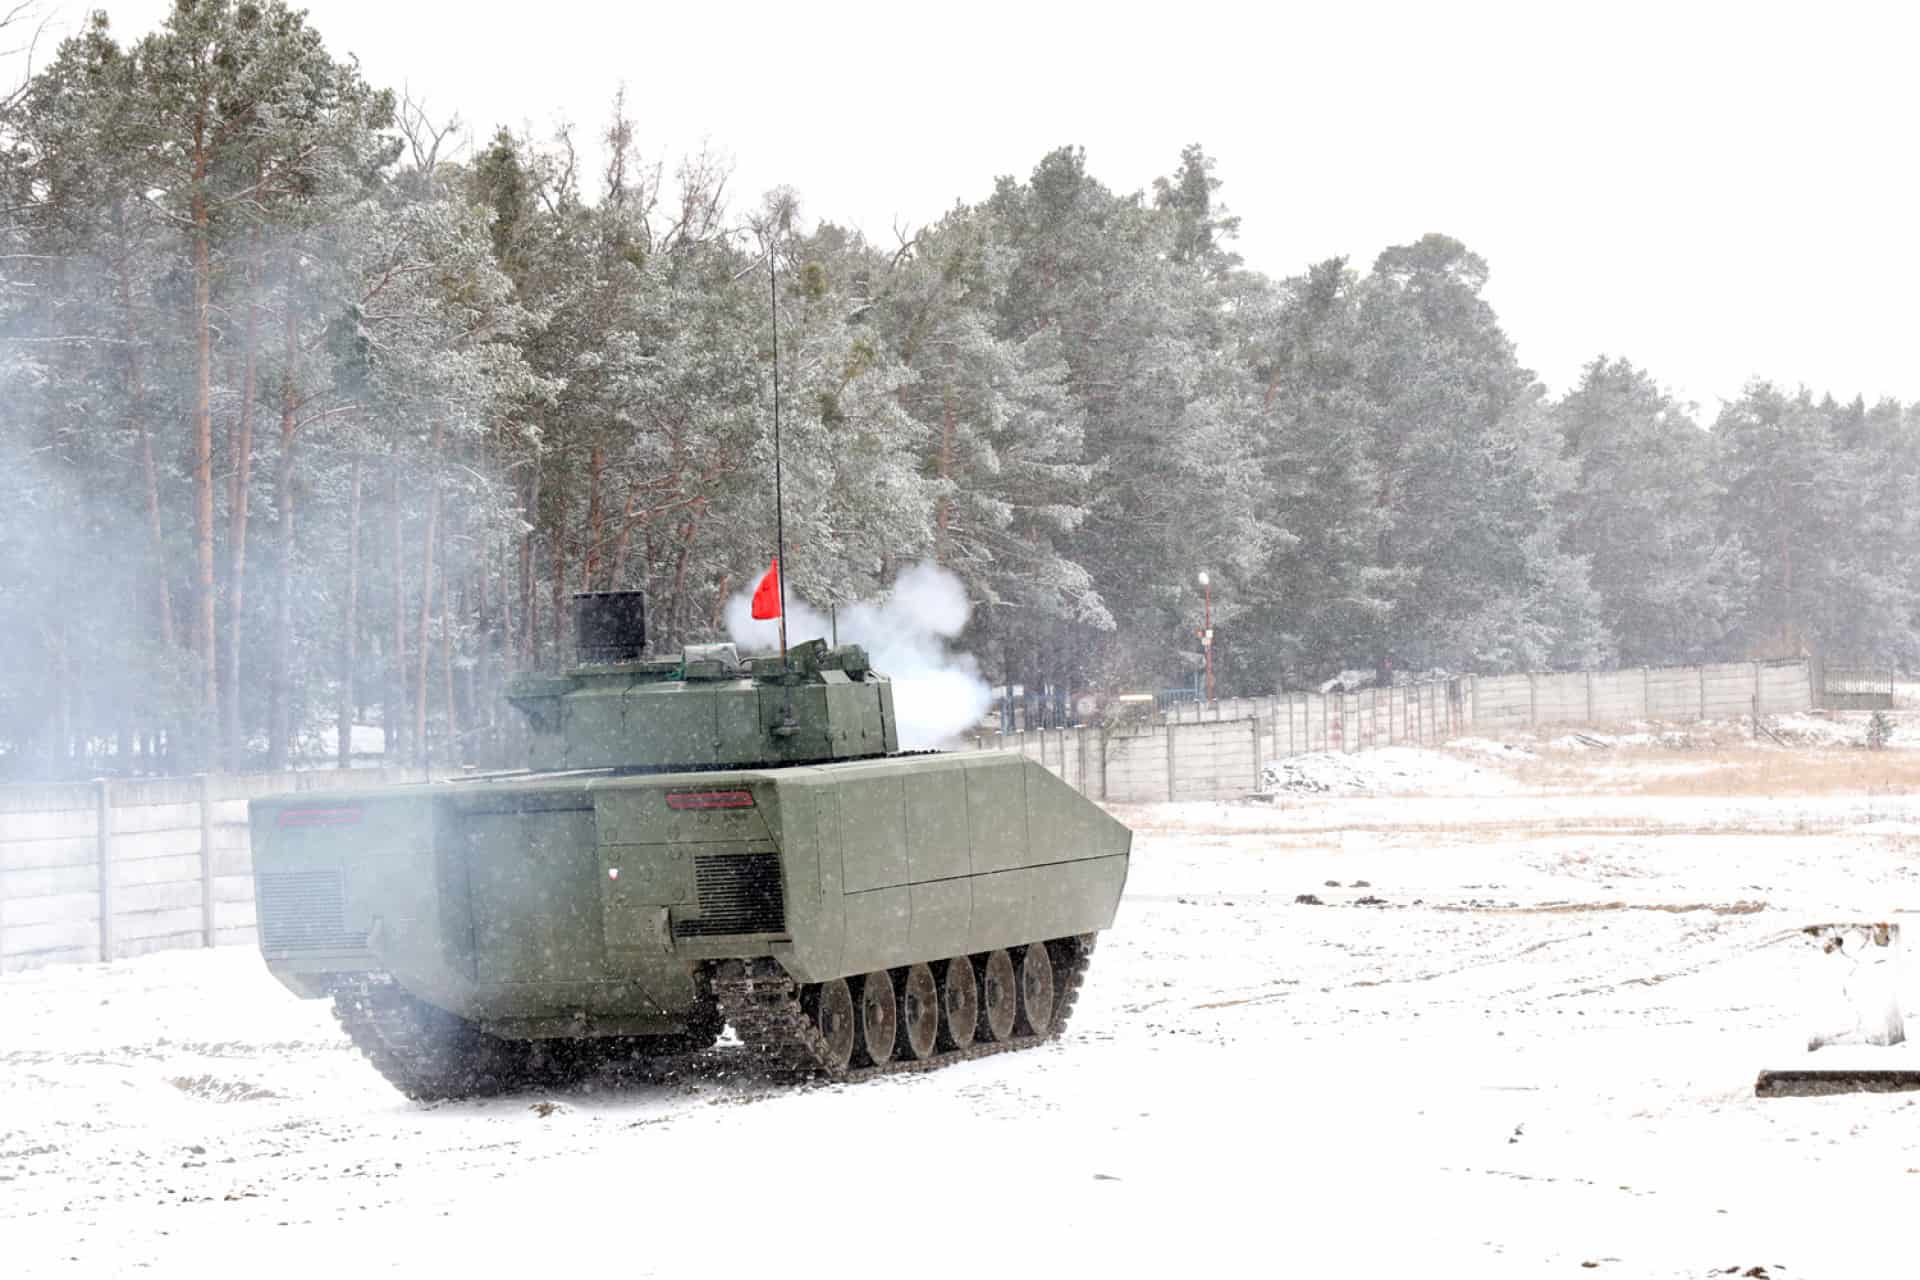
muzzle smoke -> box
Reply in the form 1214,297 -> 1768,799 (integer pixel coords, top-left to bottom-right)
723,561 -> 991,749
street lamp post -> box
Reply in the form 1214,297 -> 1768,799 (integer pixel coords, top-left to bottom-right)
1197,571 -> 1214,704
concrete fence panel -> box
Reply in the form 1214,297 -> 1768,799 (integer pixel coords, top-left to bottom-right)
1170,719 -> 1260,801
1100,726 -> 1169,804
1647,668 -> 1702,719
1474,675 -> 1533,732
1760,661 -> 1813,713
1591,671 -> 1643,721
1702,663 -> 1761,718
1532,673 -> 1582,725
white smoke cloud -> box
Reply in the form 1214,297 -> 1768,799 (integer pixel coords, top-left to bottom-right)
722,561 -> 991,750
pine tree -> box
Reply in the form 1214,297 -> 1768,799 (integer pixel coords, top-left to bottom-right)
1240,257 -> 1390,683
984,146 -> 1276,695
1554,357 -> 1737,664
1351,234 -> 1603,673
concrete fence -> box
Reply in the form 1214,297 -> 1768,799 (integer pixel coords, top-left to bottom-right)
977,658 -> 1814,805
0,659 -> 1813,974
0,768 -> 438,974
1466,661 -> 1811,733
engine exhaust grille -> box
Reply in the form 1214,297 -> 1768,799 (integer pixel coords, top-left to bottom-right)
257,870 -> 368,952
675,853 -> 786,937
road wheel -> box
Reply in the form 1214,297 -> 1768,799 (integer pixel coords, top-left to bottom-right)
1016,942 -> 1055,1036
977,949 -> 1017,1043
810,978 -> 856,1073
938,956 -> 978,1051
857,970 -> 898,1067
898,963 -> 940,1061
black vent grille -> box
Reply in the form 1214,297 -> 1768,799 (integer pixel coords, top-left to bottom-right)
674,853 -> 786,937
257,870 -> 368,952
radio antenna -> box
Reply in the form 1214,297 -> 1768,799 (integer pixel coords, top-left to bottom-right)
768,237 -> 789,668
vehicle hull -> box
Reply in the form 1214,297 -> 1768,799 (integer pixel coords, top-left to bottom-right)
249,750 -> 1129,1040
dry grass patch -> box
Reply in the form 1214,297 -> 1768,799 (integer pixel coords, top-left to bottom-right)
1514,745 -> 1920,797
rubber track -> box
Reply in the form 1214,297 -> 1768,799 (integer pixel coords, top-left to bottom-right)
333,977 -> 721,1101
712,935 -> 1097,1082
331,978 -> 528,1101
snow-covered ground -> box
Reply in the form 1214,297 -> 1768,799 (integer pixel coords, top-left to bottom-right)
8,734 -> 1920,1278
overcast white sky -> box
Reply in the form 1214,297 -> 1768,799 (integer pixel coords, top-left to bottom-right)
28,0 -> 1920,418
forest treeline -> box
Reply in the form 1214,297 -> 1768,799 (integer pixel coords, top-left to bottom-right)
3,2 -> 1916,779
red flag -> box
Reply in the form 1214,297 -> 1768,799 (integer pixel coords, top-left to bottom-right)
750,557 -> 781,619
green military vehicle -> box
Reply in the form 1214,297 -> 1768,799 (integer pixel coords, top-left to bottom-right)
249,592 -> 1130,1099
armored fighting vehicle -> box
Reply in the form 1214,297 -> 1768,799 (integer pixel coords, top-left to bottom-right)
249,592 -> 1130,1099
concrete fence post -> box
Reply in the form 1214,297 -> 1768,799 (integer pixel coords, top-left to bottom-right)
95,777 -> 113,962
1586,671 -> 1595,724
1251,716 -> 1263,794
1698,665 -> 1707,719
200,772 -> 217,947
1528,673 -> 1539,726
1642,667 -> 1651,719
1165,724 -> 1178,802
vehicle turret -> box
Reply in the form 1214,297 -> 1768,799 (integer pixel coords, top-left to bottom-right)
503,591 -> 898,773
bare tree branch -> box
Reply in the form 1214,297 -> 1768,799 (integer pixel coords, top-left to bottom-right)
396,90 -> 464,186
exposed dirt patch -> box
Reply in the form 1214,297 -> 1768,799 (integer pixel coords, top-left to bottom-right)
167,1074 -> 282,1103
1439,899 -> 1768,916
